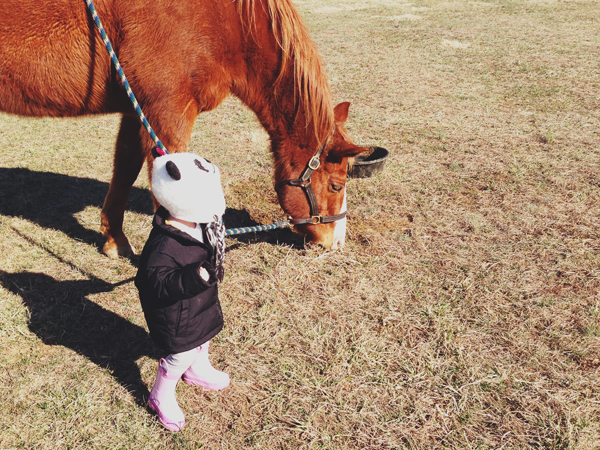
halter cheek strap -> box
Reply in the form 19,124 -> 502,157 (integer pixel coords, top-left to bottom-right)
274,126 -> 347,225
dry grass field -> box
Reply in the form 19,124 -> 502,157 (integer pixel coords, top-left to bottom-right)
1,0 -> 599,448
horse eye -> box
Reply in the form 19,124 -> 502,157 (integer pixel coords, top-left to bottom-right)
331,183 -> 343,192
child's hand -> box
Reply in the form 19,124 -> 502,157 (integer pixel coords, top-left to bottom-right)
198,262 -> 217,283
199,267 -> 210,281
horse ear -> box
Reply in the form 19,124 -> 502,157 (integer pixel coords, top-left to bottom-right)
328,144 -> 367,161
334,102 -> 351,124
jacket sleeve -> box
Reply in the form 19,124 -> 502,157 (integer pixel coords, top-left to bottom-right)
145,251 -> 217,306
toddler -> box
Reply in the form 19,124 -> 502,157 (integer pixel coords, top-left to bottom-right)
135,149 -> 229,432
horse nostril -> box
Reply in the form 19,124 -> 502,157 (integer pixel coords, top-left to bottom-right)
332,236 -> 345,250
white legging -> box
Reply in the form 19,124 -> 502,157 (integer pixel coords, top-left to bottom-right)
161,346 -> 200,378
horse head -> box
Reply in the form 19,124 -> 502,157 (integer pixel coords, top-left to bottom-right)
274,102 -> 366,250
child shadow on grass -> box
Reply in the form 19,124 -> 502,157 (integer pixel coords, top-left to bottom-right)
0,209 -> 303,413
0,269 -> 158,407
0,168 -> 303,409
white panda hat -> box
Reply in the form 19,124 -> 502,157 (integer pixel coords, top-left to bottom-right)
151,150 -> 226,224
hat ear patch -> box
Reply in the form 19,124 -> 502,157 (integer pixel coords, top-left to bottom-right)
166,161 -> 181,180
194,158 -> 209,173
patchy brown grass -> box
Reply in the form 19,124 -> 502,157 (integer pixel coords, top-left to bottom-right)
1,0 -> 599,448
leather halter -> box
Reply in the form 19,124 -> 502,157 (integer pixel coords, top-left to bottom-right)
275,127 -> 347,225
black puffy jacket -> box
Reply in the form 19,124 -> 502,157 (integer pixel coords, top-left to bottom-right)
135,207 -> 224,354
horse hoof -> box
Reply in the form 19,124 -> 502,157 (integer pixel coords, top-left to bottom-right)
103,241 -> 136,259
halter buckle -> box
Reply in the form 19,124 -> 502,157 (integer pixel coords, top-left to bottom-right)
311,215 -> 322,224
308,156 -> 321,171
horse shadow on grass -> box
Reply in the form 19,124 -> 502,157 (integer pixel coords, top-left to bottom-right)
0,167 -> 302,405
0,167 -> 304,250
0,167 -> 155,253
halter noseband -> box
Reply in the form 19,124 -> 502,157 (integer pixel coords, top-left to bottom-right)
275,126 -> 346,225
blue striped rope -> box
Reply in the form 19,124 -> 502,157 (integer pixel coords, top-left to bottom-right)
86,1 -> 291,236
225,221 -> 289,236
85,0 -> 168,155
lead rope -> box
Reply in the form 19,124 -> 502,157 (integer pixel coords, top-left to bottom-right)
224,221 -> 290,236
85,0 -> 168,155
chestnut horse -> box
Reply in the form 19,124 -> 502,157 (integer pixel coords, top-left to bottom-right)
0,0 -> 366,257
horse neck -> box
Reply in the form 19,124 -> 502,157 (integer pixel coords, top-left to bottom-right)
245,81 -> 331,183
232,0 -> 334,176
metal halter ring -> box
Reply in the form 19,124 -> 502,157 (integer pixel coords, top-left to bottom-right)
308,156 -> 321,171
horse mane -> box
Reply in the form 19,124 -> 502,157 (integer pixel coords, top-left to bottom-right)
238,0 -> 334,144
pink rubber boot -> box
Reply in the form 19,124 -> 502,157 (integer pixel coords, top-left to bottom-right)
182,342 -> 230,391
148,359 -> 185,432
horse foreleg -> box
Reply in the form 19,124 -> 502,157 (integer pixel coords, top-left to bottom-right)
100,114 -> 147,259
